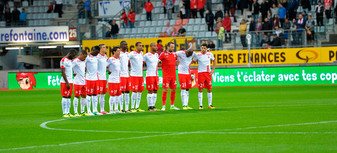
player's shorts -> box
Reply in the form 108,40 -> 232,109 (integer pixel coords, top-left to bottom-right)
86,80 -> 98,95
130,76 -> 144,92
120,77 -> 131,91
109,83 -> 121,96
146,76 -> 159,91
61,83 -> 73,97
162,76 -> 177,89
178,74 -> 192,89
198,72 -> 212,90
97,80 -> 107,94
74,84 -> 86,97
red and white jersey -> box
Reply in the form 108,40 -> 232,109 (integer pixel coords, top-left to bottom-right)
120,51 -> 130,77
85,54 -> 98,81
143,52 -> 159,77
60,57 -> 73,83
97,53 -> 107,80
129,50 -> 143,77
107,56 -> 121,83
193,52 -> 215,73
72,58 -> 86,85
177,51 -> 195,74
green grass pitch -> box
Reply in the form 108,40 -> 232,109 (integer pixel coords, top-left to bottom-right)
0,86 -> 337,152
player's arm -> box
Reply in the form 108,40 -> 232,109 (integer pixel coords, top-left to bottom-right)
61,68 -> 70,90
210,54 -> 216,75
72,60 -> 77,77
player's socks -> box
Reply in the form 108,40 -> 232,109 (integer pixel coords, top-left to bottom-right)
119,95 -> 124,111
153,93 -> 157,106
186,90 -> 189,106
198,92 -> 203,107
62,98 -> 67,115
125,93 -> 130,111
109,96 -> 114,112
73,97 -> 79,114
92,95 -> 98,113
80,98 -> 86,113
207,92 -> 212,106
86,96 -> 92,113
131,92 -> 136,110
66,98 -> 71,114
147,93 -> 151,107
99,94 -> 105,112
114,96 -> 119,111
136,92 -> 142,109
162,91 -> 168,106
170,91 -> 176,105
181,89 -> 186,106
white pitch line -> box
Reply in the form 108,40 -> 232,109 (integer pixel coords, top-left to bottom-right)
195,131 -> 337,134
2,120 -> 337,152
40,118 -> 172,134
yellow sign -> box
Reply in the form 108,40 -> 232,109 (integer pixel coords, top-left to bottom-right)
195,47 -> 337,65
82,37 -> 194,57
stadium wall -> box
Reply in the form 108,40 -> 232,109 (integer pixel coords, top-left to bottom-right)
3,64 -> 337,90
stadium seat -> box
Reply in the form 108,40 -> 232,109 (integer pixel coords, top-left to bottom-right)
159,14 -> 165,20
201,25 -> 207,30
142,9 -> 146,14
211,31 -> 218,37
156,27 -> 162,33
141,15 -> 146,20
155,2 -> 161,7
136,15 -> 141,21
34,20 -> 40,26
195,18 -> 201,24
193,25 -> 199,31
199,32 -> 206,37
154,8 -> 160,14
187,25 -> 193,32
144,28 -> 149,34
169,20 -> 175,25
0,21 -> 6,27
8,1 -> 14,7
205,31 -> 212,37
151,21 -> 158,26
137,28 -> 144,34
158,20 -> 164,26
120,29 -> 126,34
175,19 -> 182,25
43,1 -> 49,6
33,7 -> 39,13
182,19 -> 189,25
28,20 -> 34,26
189,19 -> 195,24
22,1 -> 29,7
145,21 -> 151,27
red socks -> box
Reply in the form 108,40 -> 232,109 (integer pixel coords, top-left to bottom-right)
170,91 -> 176,105
162,91 -> 168,105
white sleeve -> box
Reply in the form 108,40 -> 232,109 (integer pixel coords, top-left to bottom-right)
192,54 -> 198,62
210,53 -> 215,61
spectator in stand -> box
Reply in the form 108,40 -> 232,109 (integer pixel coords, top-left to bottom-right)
215,7 -> 223,21
272,14 -> 280,28
120,9 -> 127,28
0,1 -> 4,21
190,0 -> 197,18
269,34 -> 281,46
305,15 -> 315,44
55,0 -> 63,18
47,1 -> 54,13
223,13 -> 231,43
316,1 -> 324,26
255,17 -> 263,47
267,12 -> 273,23
260,33 -> 271,47
324,0 -> 332,19
164,22 -> 173,36
205,10 -> 214,31
295,14 -> 306,45
157,40 -> 164,54
290,18 -> 297,45
251,0 -> 260,20
198,0 -> 206,18
278,3 -> 286,27
240,0 -> 249,19
230,0 -> 237,22
4,8 -> 11,26
84,0 -> 92,18
287,0 -> 298,20
302,11 -> 308,21
128,8 -> 136,28
239,19 -> 247,47
178,24 -> 187,36
78,0 -> 85,18
184,0 -> 191,18
283,18 -> 291,45
215,17 -> 223,33
166,0 -> 174,20
262,17 -> 273,31
301,0 -> 311,13
335,1 -> 337,24
105,27 -> 111,38
217,26 -> 224,49
249,18 -> 256,47
171,27 -> 178,37
145,0 -> 154,21
163,0 -> 175,14
223,0 -> 230,14
261,0 -> 269,21
270,4 -> 279,17
179,0 -> 186,19
12,6 -> 20,26
110,20 -> 119,39
208,41 -> 216,49
19,8 -> 27,26
274,26 -> 283,36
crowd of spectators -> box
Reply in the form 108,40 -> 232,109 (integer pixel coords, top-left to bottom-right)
0,3 -> 26,26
